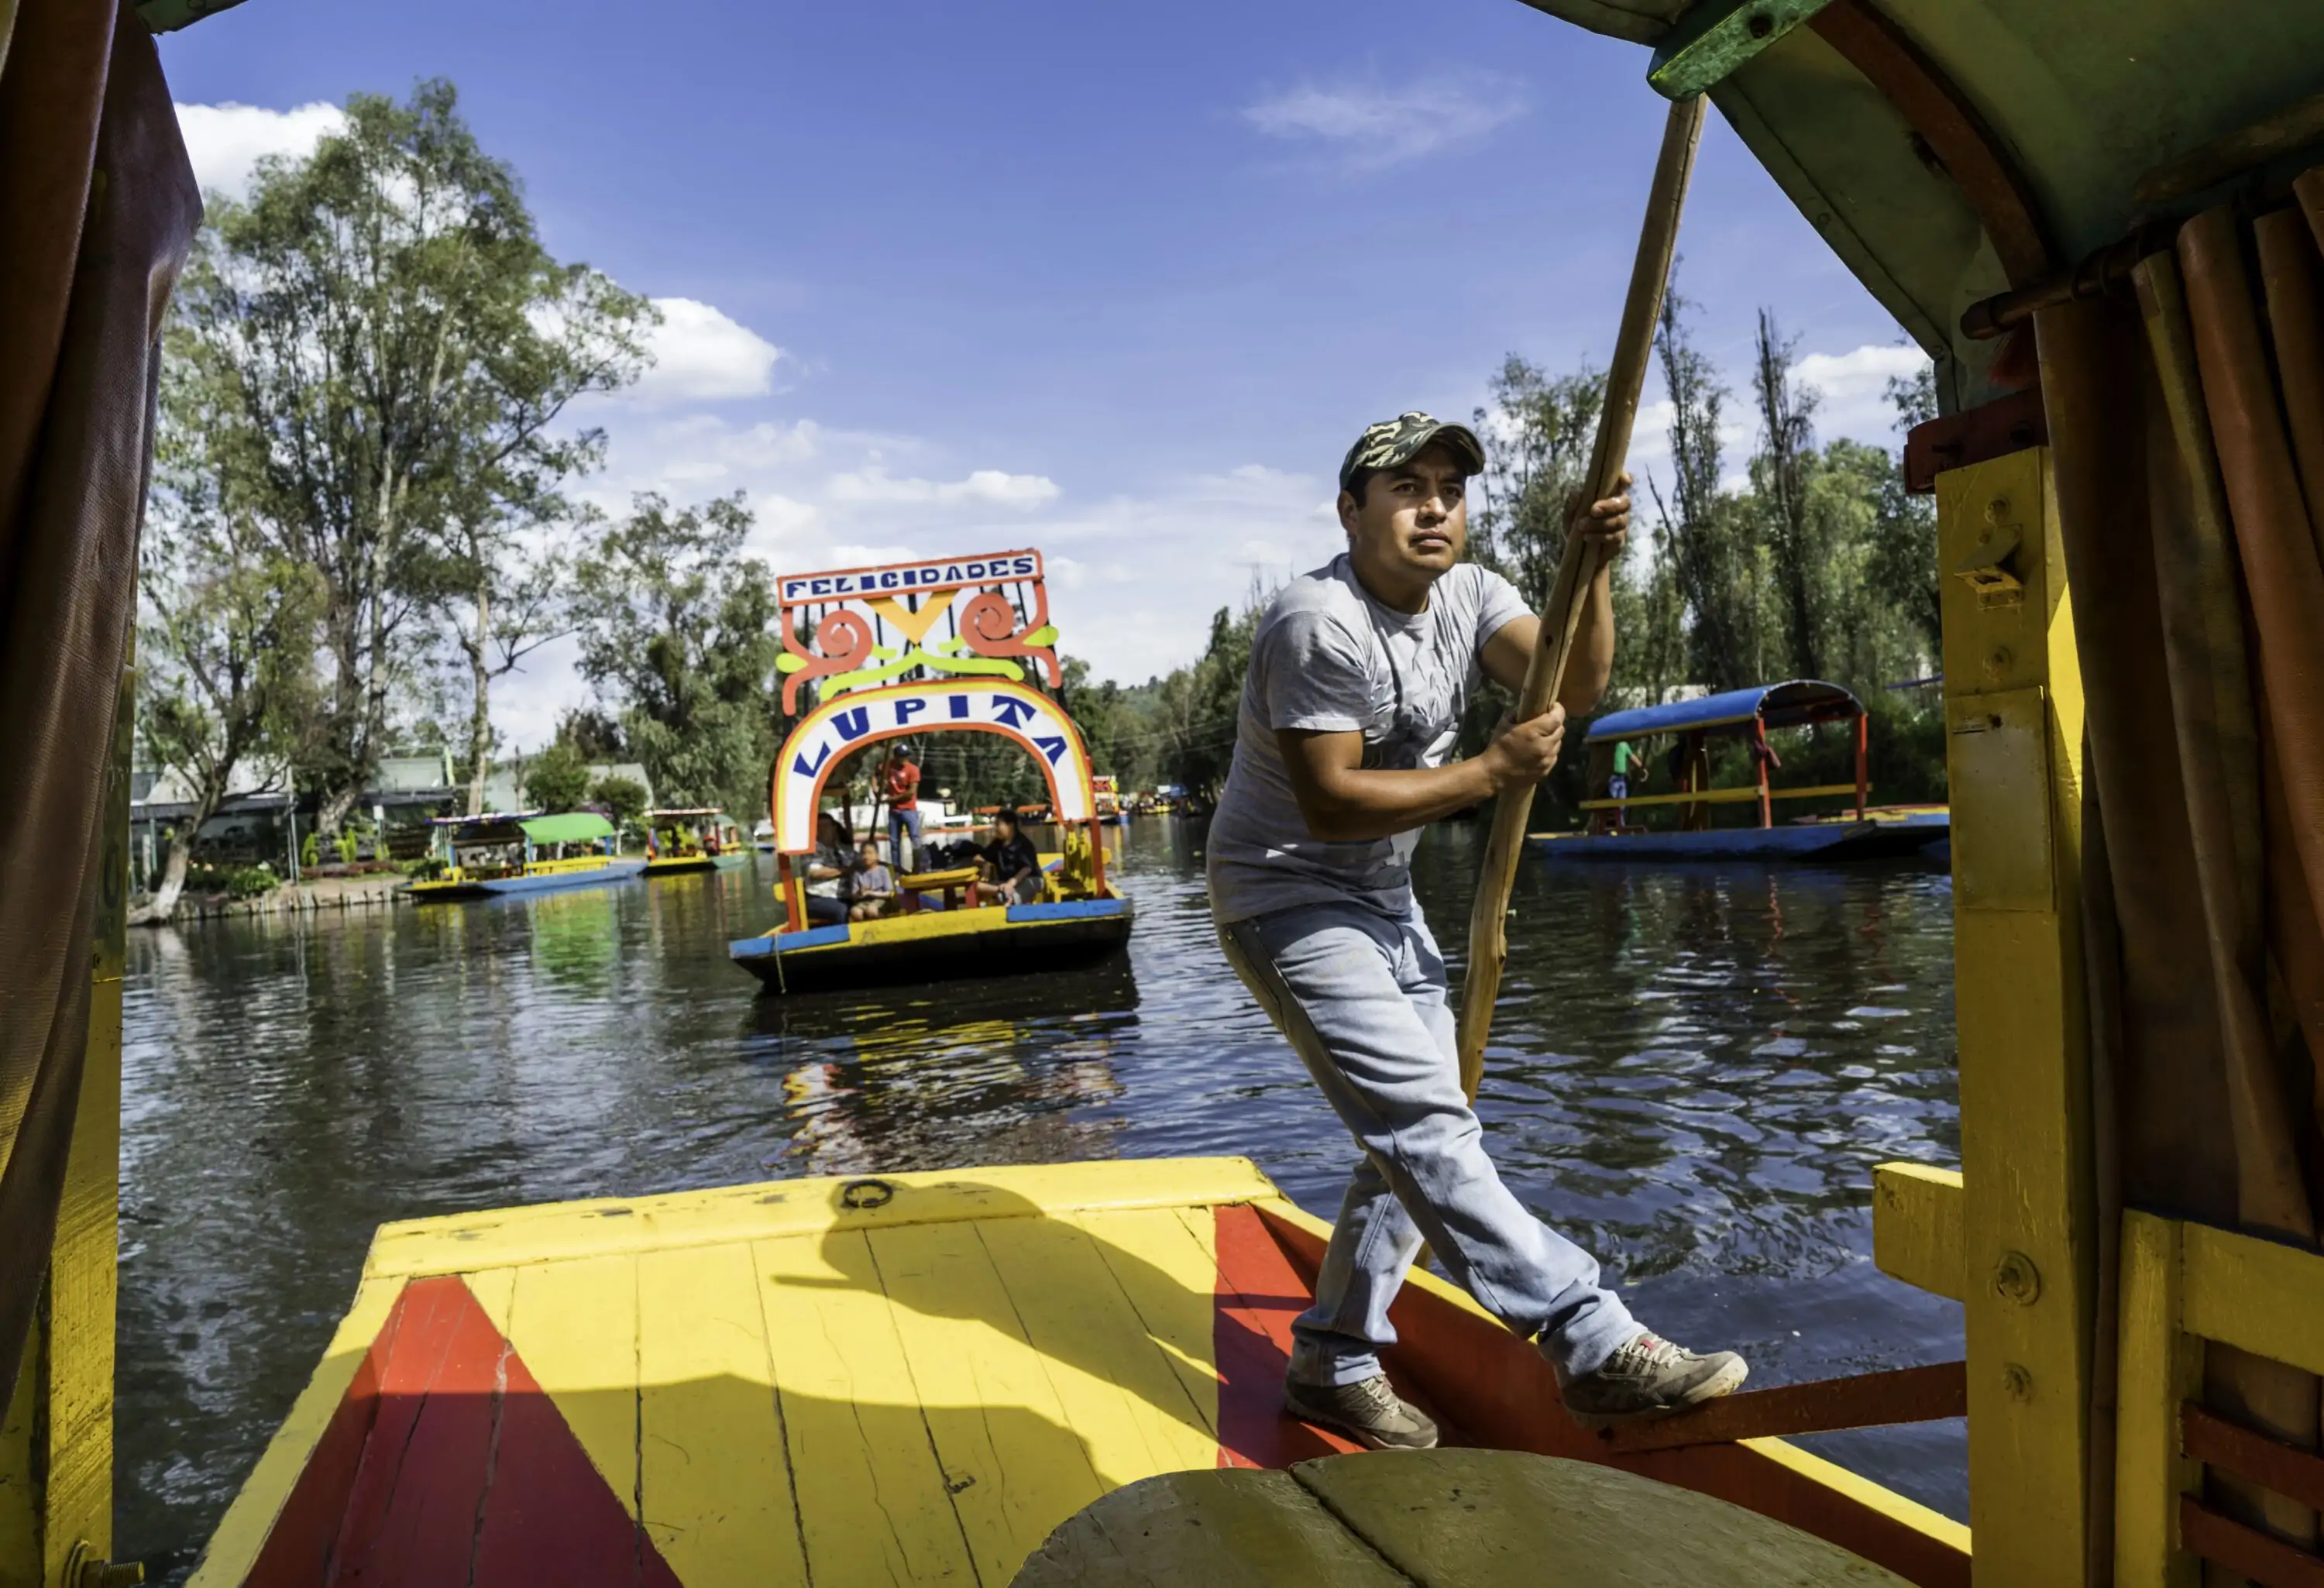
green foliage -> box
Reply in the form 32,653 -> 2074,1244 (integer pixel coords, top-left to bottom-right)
301,832 -> 321,869
1616,281 -> 1940,707
1470,356 -> 1607,607
522,741 -> 593,813
590,774 -> 650,832
160,78 -> 651,830
1152,603 -> 1260,801
227,864 -> 280,900
570,493 -> 786,818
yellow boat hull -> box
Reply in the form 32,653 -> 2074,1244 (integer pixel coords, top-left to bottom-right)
192,1157 -> 1965,1588
729,893 -> 1133,995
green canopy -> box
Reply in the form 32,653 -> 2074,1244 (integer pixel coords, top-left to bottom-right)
518,812 -> 614,846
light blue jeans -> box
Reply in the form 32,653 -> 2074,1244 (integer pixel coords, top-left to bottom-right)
1219,898 -> 1638,1386
889,806 -> 922,871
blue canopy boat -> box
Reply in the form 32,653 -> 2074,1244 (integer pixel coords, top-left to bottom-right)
1534,680 -> 1950,861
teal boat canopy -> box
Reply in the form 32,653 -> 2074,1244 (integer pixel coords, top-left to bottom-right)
517,813 -> 614,846
1586,679 -> 1862,744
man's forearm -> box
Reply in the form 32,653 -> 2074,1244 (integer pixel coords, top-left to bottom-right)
1295,756 -> 1501,843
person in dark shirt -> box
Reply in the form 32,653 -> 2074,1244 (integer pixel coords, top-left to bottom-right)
971,809 -> 1043,906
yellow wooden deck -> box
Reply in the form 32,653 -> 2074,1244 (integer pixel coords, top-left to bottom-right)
194,1160 -> 1277,1588
194,1157 -> 1967,1588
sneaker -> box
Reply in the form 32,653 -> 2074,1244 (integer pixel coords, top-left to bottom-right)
1283,1373 -> 1440,1451
1557,1330 -> 1748,1428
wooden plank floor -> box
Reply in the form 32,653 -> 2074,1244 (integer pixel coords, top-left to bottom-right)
203,1159 -> 1332,1588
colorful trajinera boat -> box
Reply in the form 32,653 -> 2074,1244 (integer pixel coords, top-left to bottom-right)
727,548 -> 1133,995
641,807 -> 748,877
404,813 -> 646,900
187,1157 -> 1961,1587
12,3 -> 2324,1588
1535,680 -> 1951,861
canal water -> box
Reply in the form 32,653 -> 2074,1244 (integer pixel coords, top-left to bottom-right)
117,820 -> 1963,1580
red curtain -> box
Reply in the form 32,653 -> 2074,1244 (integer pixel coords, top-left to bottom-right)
0,1 -> 198,1406
2039,168 -> 2324,1554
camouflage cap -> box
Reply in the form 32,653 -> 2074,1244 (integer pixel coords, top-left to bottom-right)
1338,411 -> 1487,493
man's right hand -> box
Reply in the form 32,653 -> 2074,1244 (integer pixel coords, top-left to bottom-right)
1483,704 -> 1566,791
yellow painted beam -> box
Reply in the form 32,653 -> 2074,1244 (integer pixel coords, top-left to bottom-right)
1577,782 -> 1866,812
977,1213 -> 1220,1484
1872,1164 -> 1966,1303
1062,1207 -> 1222,1438
0,662 -> 136,1588
2181,1220 -> 2324,1380
363,1156 -> 1280,1278
2113,1213 -> 2200,1588
754,1229 -> 977,1584
1938,447 -> 2098,1588
636,1242 -> 809,1586
502,1256 -> 642,1514
871,1218 -> 1107,1581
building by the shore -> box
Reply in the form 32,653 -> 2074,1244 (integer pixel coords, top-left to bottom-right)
127,752 -> 655,889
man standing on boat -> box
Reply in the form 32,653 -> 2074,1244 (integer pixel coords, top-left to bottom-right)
881,744 -> 923,873
1208,411 -> 1748,1446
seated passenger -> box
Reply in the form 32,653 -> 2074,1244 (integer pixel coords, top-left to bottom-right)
803,812 -> 856,925
969,809 -> 1043,907
849,838 -> 895,921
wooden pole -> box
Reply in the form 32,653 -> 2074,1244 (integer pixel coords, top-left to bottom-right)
1854,711 -> 1869,818
1754,720 -> 1773,829
1455,95 -> 1707,1102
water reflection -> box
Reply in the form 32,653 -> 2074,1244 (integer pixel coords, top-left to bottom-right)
117,824 -> 1962,1581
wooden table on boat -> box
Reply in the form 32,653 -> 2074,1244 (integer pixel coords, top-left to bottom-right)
898,864 -> 980,911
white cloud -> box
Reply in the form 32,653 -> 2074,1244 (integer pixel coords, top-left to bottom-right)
1795,342 -> 1931,445
1243,72 -> 1528,173
825,466 -> 1060,509
1587,341 -> 1930,507
174,101 -> 346,201
632,297 -> 783,404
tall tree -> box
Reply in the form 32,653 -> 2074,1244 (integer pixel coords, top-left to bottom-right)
133,429 -> 325,923
1871,361 -> 1942,667
163,80 -> 652,833
1652,284 -> 1764,691
442,530 -> 573,813
1752,309 -> 1820,679
572,493 -> 786,818
1470,356 -> 1607,606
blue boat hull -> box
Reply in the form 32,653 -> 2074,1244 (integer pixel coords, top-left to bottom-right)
729,895 -> 1134,995
408,858 -> 648,899
1534,814 -> 1948,863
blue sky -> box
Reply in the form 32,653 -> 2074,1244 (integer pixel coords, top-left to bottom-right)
163,0 -> 1920,747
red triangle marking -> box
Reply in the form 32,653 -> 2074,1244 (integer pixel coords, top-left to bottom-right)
1212,1204 -> 1363,1468
244,1274 -> 682,1587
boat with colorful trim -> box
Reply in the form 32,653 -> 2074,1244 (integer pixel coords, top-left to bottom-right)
641,807 -> 749,877
187,1157 -> 1961,1588
1534,681 -> 1951,862
727,548 -> 1133,995
404,812 -> 646,900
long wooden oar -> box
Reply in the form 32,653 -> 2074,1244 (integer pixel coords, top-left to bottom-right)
1456,96 -> 1707,1102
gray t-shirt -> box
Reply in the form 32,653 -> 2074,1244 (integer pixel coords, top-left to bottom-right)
1206,554 -> 1529,923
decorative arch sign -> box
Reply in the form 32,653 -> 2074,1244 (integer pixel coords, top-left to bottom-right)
772,680 -> 1094,854
773,547 -> 1061,713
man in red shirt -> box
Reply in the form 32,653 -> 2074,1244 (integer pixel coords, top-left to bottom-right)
881,744 -> 923,872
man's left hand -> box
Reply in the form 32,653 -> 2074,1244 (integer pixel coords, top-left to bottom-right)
1569,469 -> 1632,556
